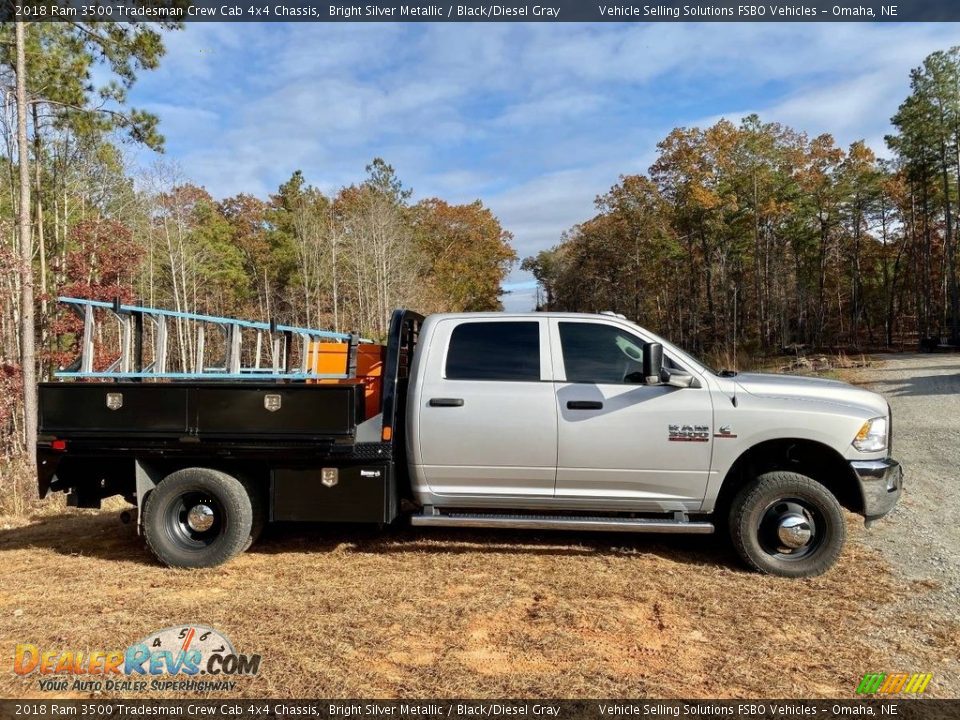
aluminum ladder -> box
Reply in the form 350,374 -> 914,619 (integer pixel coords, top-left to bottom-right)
56,296 -> 370,381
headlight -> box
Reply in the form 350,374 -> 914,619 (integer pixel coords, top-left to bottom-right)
853,416 -> 888,452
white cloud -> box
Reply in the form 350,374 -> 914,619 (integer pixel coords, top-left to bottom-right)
155,24 -> 248,82
692,26 -> 958,155
483,161 -> 628,268
493,91 -> 609,128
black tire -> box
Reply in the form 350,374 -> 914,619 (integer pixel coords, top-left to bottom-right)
143,468 -> 253,569
729,471 -> 845,578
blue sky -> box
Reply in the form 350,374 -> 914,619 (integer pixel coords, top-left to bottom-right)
127,22 -> 960,311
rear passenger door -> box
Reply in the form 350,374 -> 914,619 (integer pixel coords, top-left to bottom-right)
416,318 -> 557,498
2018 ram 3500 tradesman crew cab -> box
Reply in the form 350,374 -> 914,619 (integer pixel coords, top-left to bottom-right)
37,304 -> 902,577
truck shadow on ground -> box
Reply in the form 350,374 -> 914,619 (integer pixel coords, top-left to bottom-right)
855,371 -> 960,397
258,522 -> 736,569
844,354 -> 960,397
0,511 -> 739,571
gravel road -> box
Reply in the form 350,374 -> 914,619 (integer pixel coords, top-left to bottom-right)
849,353 -> 960,692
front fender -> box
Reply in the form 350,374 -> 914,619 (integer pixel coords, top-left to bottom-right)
702,392 -> 879,511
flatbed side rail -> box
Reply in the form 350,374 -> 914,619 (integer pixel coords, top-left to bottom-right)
56,296 -> 374,381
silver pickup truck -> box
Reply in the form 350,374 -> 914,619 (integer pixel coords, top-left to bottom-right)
37,304 -> 902,578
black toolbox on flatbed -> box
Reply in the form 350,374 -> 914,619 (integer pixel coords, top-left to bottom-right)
38,382 -> 365,440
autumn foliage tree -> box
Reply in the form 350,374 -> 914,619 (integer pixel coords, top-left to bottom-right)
413,198 -> 516,312
528,81 -> 960,363
48,220 -> 143,371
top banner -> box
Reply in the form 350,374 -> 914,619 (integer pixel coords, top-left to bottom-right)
5,0 -> 960,22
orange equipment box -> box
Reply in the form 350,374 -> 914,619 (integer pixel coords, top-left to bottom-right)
307,342 -> 385,420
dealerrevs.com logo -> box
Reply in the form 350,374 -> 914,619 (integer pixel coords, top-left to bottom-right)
13,625 -> 261,693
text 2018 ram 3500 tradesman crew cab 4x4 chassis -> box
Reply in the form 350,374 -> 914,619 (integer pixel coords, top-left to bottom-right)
37,301 -> 902,577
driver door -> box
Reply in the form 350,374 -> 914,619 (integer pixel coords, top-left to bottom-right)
550,319 -> 713,510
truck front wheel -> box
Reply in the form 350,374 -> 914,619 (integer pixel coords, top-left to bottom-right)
729,471 -> 845,578
143,468 -> 254,568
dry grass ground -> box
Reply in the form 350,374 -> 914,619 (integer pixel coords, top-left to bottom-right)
0,509 -> 956,699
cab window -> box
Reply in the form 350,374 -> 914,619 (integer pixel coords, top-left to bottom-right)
558,322 -> 646,384
445,321 -> 541,381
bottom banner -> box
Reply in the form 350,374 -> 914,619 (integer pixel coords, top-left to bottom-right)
1,700 -> 959,720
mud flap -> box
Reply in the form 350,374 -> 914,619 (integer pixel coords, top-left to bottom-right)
134,460 -> 162,535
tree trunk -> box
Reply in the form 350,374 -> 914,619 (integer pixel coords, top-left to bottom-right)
16,21 -> 38,465
329,215 -> 340,333
32,102 -> 49,379
851,196 -> 863,347
817,215 -> 829,346
938,134 -> 959,344
752,172 -> 764,346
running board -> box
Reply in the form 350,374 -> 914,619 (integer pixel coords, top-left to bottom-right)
410,512 -> 714,534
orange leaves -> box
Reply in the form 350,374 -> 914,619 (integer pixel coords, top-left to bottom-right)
58,219 -> 142,305
412,198 -> 516,312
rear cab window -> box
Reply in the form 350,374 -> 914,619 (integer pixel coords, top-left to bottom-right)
445,321 -> 541,381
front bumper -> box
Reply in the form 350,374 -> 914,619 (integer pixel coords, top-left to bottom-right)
850,457 -> 903,522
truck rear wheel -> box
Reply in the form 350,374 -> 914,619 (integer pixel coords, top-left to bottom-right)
729,471 -> 845,578
143,468 -> 254,568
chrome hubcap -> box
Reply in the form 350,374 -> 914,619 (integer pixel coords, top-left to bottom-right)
759,498 -> 823,560
777,513 -> 813,549
186,504 -> 215,532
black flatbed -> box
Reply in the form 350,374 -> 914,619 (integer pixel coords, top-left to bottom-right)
36,310 -> 424,518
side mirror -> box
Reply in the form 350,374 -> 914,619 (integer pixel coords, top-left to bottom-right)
666,372 -> 701,389
643,342 -> 664,385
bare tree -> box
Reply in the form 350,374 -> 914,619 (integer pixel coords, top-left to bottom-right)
15,21 -> 36,465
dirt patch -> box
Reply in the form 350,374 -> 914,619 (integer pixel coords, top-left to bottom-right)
0,507 -> 955,699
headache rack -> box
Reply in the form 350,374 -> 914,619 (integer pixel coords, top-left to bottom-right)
56,296 -> 373,381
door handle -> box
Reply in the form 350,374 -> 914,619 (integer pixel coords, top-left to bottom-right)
429,398 -> 464,407
567,400 -> 603,410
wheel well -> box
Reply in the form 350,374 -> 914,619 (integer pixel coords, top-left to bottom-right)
136,461 -> 268,506
715,439 -> 863,517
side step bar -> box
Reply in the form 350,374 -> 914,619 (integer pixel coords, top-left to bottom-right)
410,512 -> 714,534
